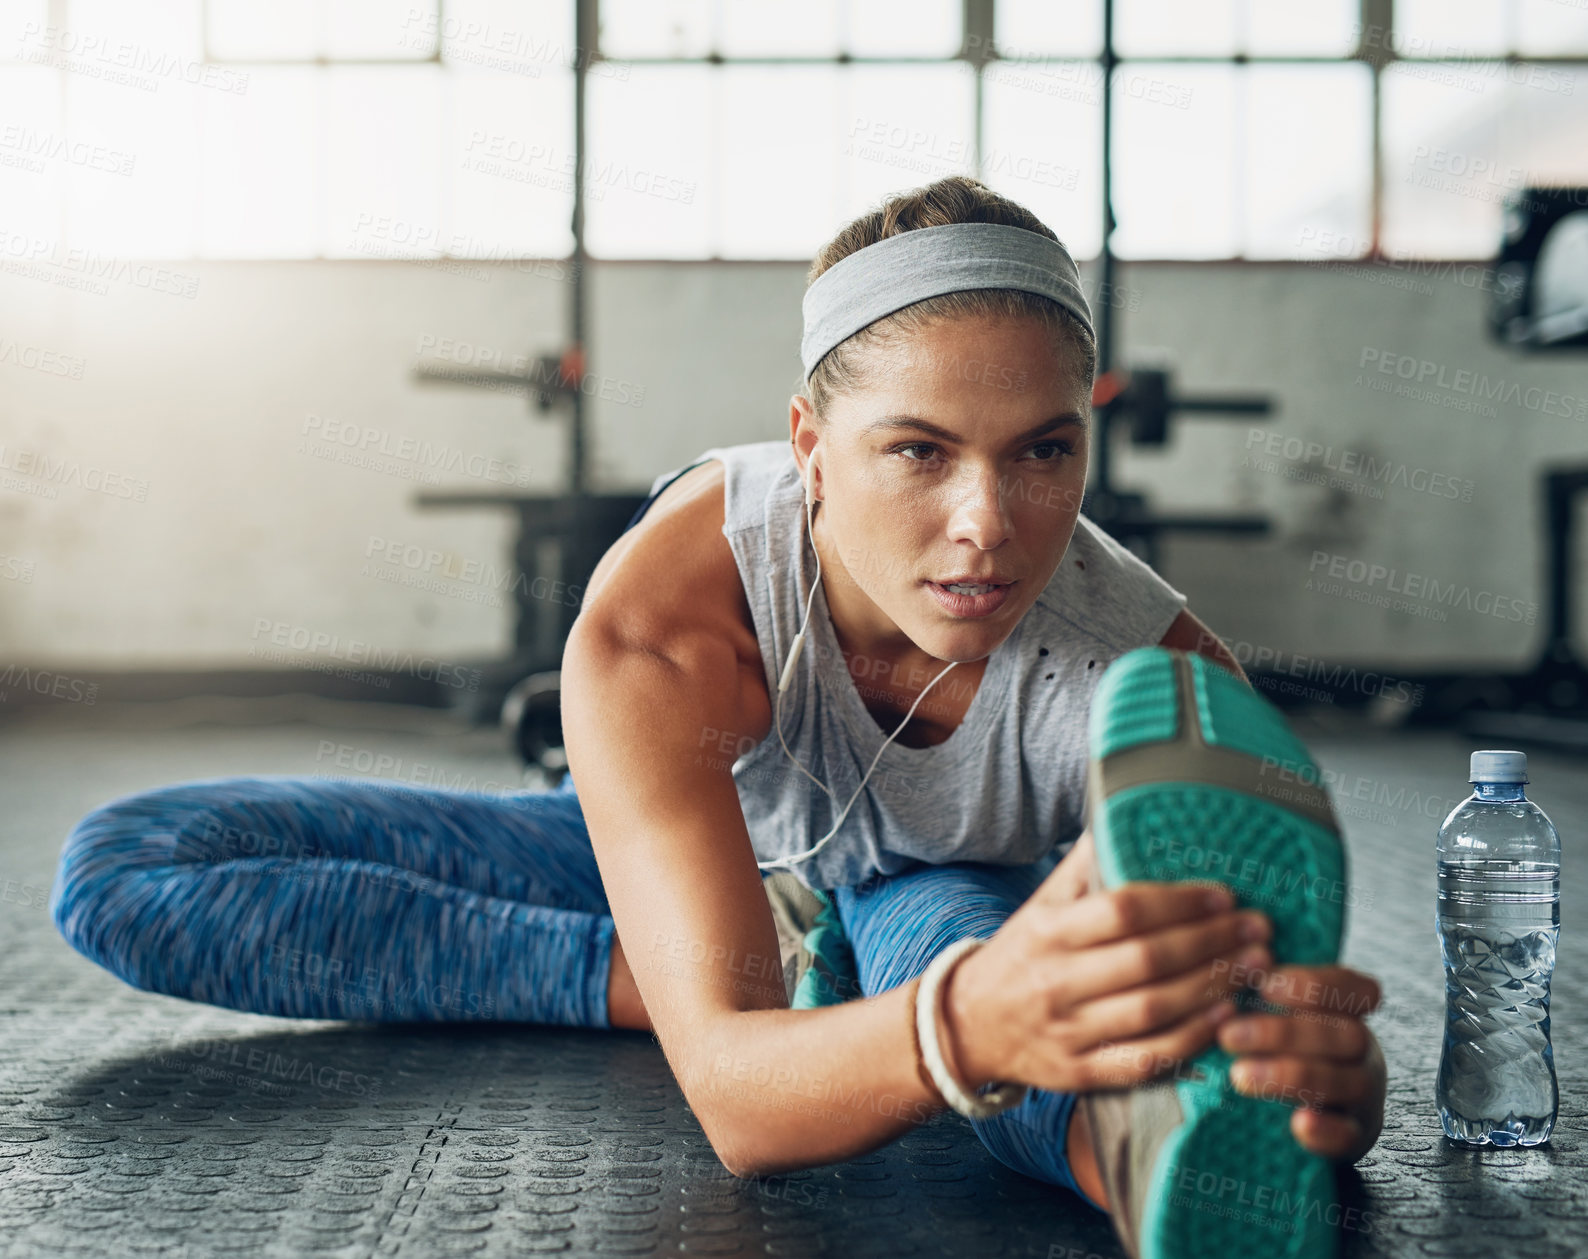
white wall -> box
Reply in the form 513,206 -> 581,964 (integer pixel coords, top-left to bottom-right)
1110,262 -> 1586,675
2,255 -> 1582,676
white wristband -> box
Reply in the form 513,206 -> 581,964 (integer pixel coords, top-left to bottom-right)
915,937 -> 1028,1121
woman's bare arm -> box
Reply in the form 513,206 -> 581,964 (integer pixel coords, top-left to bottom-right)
560,470 -> 963,1177
562,609 -> 970,1176
1158,606 -> 1249,684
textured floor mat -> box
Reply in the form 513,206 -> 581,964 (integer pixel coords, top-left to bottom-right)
2,703 -> 1587,1257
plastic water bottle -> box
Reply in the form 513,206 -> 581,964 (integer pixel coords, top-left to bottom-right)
1435,749 -> 1560,1146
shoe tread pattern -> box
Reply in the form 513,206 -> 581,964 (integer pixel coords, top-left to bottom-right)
1088,647 -> 1345,1259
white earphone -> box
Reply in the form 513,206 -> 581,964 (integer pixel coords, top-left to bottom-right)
755,452 -> 961,872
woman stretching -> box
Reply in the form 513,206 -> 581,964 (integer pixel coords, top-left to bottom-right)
51,175 -> 1386,1259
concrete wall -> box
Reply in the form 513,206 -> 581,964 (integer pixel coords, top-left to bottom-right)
2,255 -> 1581,679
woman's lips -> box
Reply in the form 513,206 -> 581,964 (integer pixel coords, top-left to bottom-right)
924,580 -> 1015,618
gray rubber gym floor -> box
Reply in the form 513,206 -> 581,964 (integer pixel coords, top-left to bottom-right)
1,695 -> 1584,1258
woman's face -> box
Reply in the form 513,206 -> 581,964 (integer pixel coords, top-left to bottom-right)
790,312 -> 1092,668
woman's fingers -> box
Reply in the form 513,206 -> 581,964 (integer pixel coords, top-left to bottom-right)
1217,1011 -> 1371,1062
1290,1108 -> 1365,1160
1011,866 -> 1388,1115
1074,1002 -> 1231,1090
1060,904 -> 1271,1004
1060,880 -> 1246,949
1036,828 -> 1097,905
1073,943 -> 1271,1046
1229,1055 -> 1375,1111
1254,965 -> 1381,1019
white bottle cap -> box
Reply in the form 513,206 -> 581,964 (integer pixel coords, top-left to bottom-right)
1469,749 -> 1528,784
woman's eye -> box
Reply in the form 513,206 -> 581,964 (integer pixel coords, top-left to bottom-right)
892,440 -> 1076,464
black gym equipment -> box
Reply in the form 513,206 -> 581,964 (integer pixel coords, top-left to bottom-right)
1082,365 -> 1275,574
1489,185 -> 1588,349
1407,185 -> 1588,750
410,340 -> 647,772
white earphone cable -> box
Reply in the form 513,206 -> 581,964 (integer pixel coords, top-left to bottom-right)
758,472 -> 961,873
769,492 -> 839,810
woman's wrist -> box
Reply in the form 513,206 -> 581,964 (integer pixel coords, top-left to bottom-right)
906,977 -> 949,1107
913,940 -> 1028,1121
935,945 -> 1000,1092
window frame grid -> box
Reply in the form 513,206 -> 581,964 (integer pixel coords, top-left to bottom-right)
19,0 -> 1588,261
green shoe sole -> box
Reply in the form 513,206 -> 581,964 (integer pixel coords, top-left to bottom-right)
1086,647 -> 1348,1259
792,891 -> 859,1010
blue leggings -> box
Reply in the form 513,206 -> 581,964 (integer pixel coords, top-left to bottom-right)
49,767 -> 1093,1203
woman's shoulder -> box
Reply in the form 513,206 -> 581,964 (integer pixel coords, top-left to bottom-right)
578,457 -> 772,734
697,440 -> 801,536
586,456 -> 742,635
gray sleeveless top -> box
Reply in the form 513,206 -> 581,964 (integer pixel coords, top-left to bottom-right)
644,440 -> 1191,892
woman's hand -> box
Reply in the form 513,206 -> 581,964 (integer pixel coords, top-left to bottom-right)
941,829 -> 1275,1096
1217,963 -> 1387,1163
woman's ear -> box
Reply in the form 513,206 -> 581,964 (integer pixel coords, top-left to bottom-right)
790,393 -> 822,506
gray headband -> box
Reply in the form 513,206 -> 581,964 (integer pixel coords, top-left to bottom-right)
800,221 -> 1093,383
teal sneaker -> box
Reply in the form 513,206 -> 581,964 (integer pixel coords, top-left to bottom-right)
761,871 -> 860,1009
791,891 -> 859,1009
1078,646 -> 1349,1259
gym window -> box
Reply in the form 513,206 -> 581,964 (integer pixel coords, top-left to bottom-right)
1,0 -> 1584,262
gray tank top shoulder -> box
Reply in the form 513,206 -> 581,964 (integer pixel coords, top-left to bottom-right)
647,440 -> 1190,892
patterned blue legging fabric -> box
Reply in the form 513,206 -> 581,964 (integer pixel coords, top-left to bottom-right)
50,768 -> 1094,1204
